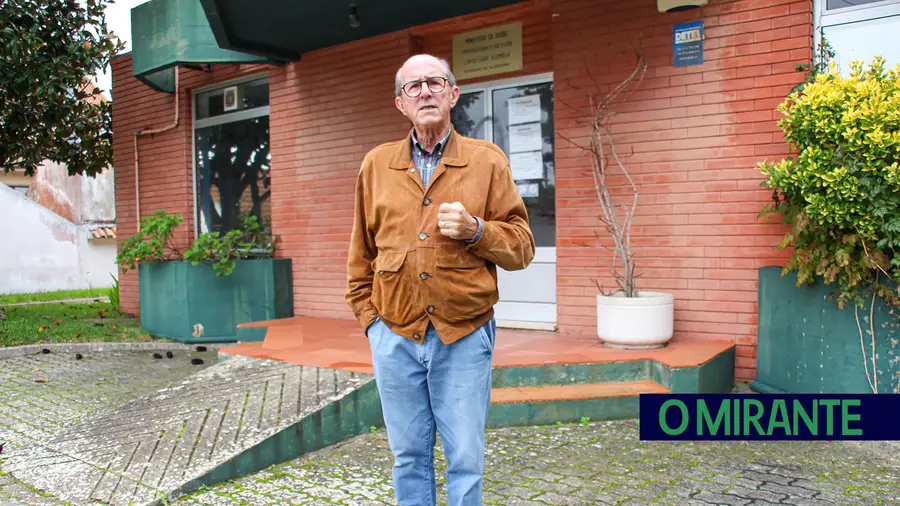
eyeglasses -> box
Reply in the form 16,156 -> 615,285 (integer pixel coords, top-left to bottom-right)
400,77 -> 449,98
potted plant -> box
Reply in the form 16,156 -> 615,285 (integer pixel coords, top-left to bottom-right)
562,41 -> 674,349
116,210 -> 293,343
754,51 -> 900,394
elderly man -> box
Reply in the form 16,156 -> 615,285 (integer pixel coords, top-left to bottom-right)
345,54 -> 535,505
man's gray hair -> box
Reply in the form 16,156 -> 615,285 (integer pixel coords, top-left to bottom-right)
394,56 -> 457,96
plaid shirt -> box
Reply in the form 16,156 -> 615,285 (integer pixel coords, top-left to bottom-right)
411,126 -> 482,243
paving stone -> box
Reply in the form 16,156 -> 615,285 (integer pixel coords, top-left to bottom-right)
760,482 -> 815,498
727,485 -> 788,503
694,491 -> 752,505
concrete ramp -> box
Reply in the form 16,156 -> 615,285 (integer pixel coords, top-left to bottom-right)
2,356 -> 380,506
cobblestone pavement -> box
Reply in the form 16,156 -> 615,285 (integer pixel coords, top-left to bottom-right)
0,346 -> 218,506
170,419 -> 900,506
1,349 -> 898,506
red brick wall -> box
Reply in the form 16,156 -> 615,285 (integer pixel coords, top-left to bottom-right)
111,56 -> 267,314
113,0 -> 810,382
267,32 -> 413,319
552,0 -> 810,381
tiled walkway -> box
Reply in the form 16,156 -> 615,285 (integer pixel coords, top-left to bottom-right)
0,346 -> 218,506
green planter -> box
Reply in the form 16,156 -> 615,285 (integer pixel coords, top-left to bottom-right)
752,266 -> 900,394
138,258 -> 293,343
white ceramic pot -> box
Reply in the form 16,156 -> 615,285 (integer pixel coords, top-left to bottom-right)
596,291 -> 674,349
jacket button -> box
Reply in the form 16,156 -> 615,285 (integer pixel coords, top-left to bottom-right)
378,270 -> 384,277
423,197 -> 432,206
413,332 -> 422,340
419,232 -> 427,240
419,272 -> 429,280
426,305 -> 434,314
409,168 -> 416,173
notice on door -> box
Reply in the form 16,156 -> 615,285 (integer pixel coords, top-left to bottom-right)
452,23 -> 523,81
510,151 -> 543,180
517,182 -> 539,198
509,123 -> 542,154
508,95 -> 541,125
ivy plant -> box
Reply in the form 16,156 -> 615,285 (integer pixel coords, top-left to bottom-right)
759,56 -> 900,310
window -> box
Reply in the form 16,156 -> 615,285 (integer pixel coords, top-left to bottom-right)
826,0 -> 887,10
817,0 -> 900,76
193,76 -> 271,238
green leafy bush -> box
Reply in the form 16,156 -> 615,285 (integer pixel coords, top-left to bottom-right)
184,213 -> 277,277
117,211 -> 278,278
759,57 -> 900,309
116,211 -> 184,273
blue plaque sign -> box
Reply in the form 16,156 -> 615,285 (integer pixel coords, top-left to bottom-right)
673,21 -> 704,67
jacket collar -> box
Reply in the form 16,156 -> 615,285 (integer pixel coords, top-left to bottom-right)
389,125 -> 468,169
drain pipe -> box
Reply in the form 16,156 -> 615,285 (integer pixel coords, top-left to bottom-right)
133,67 -> 180,231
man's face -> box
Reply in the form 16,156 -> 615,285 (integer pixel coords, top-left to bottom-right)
395,57 -> 459,132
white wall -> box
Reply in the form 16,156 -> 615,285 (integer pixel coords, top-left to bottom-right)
0,183 -> 116,295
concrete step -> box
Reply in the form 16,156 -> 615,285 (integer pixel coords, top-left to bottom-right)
488,381 -> 669,427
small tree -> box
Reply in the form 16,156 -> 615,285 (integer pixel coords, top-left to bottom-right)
1,0 -> 124,177
560,41 -> 648,297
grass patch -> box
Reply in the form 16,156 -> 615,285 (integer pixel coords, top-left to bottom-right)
0,300 -> 156,347
0,288 -> 109,305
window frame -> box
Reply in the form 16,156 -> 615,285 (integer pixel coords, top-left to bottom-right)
191,72 -> 270,239
819,0 -> 900,27
456,72 -> 554,144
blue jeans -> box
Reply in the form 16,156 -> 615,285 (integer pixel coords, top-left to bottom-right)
367,317 -> 495,506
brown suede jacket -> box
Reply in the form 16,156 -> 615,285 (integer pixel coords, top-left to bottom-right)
345,128 -> 535,344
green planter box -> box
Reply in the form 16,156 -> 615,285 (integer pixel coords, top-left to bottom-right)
752,266 -> 900,394
138,258 -> 293,343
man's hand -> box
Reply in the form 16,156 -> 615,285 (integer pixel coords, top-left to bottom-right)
438,202 -> 478,241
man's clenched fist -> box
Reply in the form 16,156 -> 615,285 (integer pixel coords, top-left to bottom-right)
437,202 -> 478,241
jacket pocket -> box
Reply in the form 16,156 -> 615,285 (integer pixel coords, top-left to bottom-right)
371,251 -> 416,323
433,248 -> 497,322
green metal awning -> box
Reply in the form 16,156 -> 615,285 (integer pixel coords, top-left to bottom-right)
198,0 -> 526,61
130,0 -> 270,93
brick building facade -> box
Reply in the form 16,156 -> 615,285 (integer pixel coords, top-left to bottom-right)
112,0 -> 815,382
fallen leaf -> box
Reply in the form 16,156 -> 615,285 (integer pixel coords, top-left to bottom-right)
74,332 -> 82,338
98,310 -> 108,318
37,326 -> 50,333
111,324 -> 119,331
34,378 -> 48,383
53,318 -> 63,325
70,315 -> 77,320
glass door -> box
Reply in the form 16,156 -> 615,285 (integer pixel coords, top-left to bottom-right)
451,74 -> 557,329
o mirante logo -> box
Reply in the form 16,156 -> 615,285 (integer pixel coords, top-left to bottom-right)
639,394 -> 896,441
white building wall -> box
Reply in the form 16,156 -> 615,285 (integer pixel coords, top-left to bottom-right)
0,183 -> 116,295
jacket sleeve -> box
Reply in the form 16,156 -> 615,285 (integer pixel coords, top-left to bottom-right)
466,162 -> 535,271
345,163 -> 379,332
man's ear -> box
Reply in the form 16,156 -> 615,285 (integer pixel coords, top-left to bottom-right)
449,86 -> 460,108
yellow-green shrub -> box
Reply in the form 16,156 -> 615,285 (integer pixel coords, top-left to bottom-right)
760,57 -> 900,308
